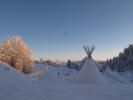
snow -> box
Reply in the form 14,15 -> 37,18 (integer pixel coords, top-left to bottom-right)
103,67 -> 129,83
69,68 -> 78,78
77,58 -> 105,84
0,62 -> 47,100
113,71 -> 129,83
0,62 -> 27,84
105,67 -> 114,76
46,82 -> 133,100
55,66 -> 70,75
102,67 -> 118,83
0,62 -> 133,100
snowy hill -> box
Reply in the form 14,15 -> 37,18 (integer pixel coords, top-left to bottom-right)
0,61 -> 133,100
0,62 -> 27,84
37,64 -> 133,100
0,62 -> 48,100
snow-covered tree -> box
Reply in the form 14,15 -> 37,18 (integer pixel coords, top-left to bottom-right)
83,45 -> 95,58
0,36 -> 33,74
106,44 -> 133,72
67,60 -> 72,68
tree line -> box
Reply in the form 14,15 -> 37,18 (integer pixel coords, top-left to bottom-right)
106,44 -> 133,72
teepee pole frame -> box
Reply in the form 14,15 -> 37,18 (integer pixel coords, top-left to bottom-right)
83,45 -> 95,59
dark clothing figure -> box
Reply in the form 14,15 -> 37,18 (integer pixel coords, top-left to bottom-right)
58,72 -> 60,76
131,77 -> 132,83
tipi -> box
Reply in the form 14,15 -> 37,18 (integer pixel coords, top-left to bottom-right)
77,45 -> 105,84
104,66 -> 114,77
103,66 -> 117,81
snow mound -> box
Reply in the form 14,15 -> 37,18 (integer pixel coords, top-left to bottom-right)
105,67 -> 113,75
0,61 -> 48,100
103,67 -> 115,79
0,62 -> 27,84
103,67 -> 129,83
103,67 -> 119,83
77,58 -> 105,84
113,71 -> 129,83
39,65 -> 60,82
69,68 -> 78,78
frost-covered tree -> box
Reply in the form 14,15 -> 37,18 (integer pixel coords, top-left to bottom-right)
67,60 -> 72,68
106,44 -> 133,72
83,45 -> 95,59
0,36 -> 33,74
39,58 -> 44,64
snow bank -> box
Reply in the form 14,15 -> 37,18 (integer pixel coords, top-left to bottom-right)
77,58 -> 105,84
113,71 -> 129,83
69,68 -> 78,78
102,67 -> 119,83
0,61 -> 133,100
0,62 -> 27,84
103,67 -> 129,83
0,62 -> 48,100
103,67 -> 114,79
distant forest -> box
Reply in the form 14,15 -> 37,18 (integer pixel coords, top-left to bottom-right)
105,44 -> 133,72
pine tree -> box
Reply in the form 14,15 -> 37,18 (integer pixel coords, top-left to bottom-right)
106,44 -> 133,72
67,60 -> 72,68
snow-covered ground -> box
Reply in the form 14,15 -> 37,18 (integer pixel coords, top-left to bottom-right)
0,62 -> 133,100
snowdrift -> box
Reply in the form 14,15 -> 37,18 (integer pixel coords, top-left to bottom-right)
77,58 -> 105,84
113,71 -> 129,83
103,67 -> 119,83
39,65 -> 59,82
103,67 -> 129,83
0,61 -> 48,100
103,67 -> 114,79
69,68 -> 78,78
0,62 -> 27,84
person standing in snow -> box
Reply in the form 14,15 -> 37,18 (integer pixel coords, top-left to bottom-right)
58,72 -> 60,76
130,73 -> 133,83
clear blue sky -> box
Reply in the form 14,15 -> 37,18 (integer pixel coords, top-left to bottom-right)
0,0 -> 133,61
